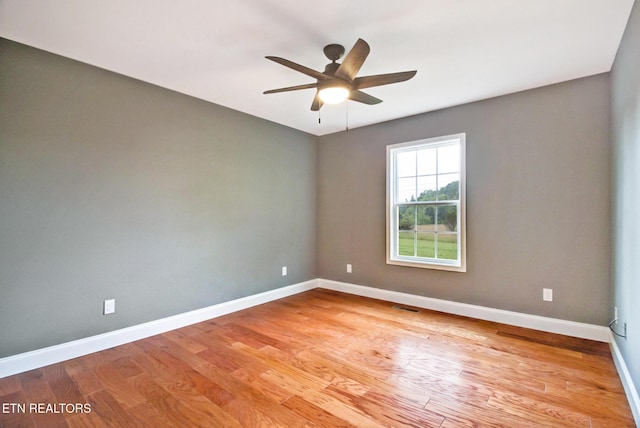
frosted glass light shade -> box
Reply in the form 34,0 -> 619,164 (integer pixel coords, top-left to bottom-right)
318,87 -> 349,104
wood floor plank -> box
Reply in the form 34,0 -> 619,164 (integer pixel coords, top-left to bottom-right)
162,329 -> 209,354
0,373 -> 22,396
230,342 -> 331,391
0,288 -> 634,426
192,364 -> 311,428
86,390 -> 137,428
62,359 -> 103,397
91,362 -> 147,409
42,364 -> 87,406
427,399 -> 543,428
486,389 -> 591,427
0,390 -> 36,428
325,384 -> 445,427
18,369 -> 69,428
282,394 -> 354,428
130,372 -> 241,428
297,387 -> 388,428
231,366 -> 293,404
131,342 -> 237,413
65,408 -> 106,428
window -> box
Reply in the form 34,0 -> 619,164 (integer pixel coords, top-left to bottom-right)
386,133 -> 466,271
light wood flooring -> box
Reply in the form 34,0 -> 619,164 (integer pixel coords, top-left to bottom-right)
0,289 -> 635,427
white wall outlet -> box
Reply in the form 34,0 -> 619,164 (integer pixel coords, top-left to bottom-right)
614,306 -> 618,322
346,264 -> 352,273
543,288 -> 553,302
103,299 -> 115,315
282,266 -> 287,276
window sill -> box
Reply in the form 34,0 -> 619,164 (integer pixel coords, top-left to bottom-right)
387,257 -> 466,272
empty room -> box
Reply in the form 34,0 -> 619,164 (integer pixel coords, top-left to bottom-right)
1,1 -> 639,426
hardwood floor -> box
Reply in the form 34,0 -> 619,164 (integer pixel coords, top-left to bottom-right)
0,289 -> 635,427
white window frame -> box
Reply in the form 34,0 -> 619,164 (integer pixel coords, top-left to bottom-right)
386,133 -> 466,272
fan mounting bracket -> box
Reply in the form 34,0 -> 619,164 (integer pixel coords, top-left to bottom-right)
323,44 -> 345,62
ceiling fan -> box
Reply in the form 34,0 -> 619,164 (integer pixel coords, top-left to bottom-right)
263,38 -> 417,111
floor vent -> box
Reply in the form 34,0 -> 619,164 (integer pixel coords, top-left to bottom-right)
392,305 -> 419,313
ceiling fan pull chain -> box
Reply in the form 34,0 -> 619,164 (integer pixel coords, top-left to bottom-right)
345,101 -> 349,132
318,109 -> 321,124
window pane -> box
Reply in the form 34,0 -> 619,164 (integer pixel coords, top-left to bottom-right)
437,233 -> 458,260
437,174 -> 460,200
416,232 -> 435,258
417,206 -> 435,230
439,205 -> 458,232
417,148 -> 436,176
416,206 -> 435,258
398,205 -> 415,230
396,151 -> 416,178
417,176 -> 437,201
398,230 -> 415,256
438,144 -> 460,174
397,177 -> 416,202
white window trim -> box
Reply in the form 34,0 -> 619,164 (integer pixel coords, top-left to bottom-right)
386,133 -> 466,272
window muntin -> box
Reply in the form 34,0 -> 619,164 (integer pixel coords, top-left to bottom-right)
387,134 -> 466,271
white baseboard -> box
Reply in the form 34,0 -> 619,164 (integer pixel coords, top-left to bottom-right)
3,276 -> 636,423
610,336 -> 640,426
317,279 -> 611,342
0,280 -> 318,379
0,278 -> 620,381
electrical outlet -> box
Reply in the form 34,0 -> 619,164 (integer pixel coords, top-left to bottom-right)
103,299 -> 115,315
346,264 -> 352,273
282,266 -> 287,276
614,306 -> 618,322
543,288 -> 553,302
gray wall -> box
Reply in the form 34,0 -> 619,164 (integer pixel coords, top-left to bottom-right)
612,0 -> 640,400
0,39 -> 317,358
317,74 -> 611,325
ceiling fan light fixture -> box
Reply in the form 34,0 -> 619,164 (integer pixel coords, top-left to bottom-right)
264,38 -> 417,112
318,86 -> 349,104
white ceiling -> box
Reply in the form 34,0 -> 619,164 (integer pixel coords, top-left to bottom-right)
0,0 -> 635,136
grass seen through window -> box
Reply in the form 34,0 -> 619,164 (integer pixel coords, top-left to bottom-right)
398,231 -> 458,260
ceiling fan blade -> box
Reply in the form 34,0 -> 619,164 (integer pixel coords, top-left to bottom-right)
353,70 -> 417,90
266,56 -> 330,81
263,83 -> 318,94
349,90 -> 382,105
334,38 -> 370,82
311,91 -> 323,111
